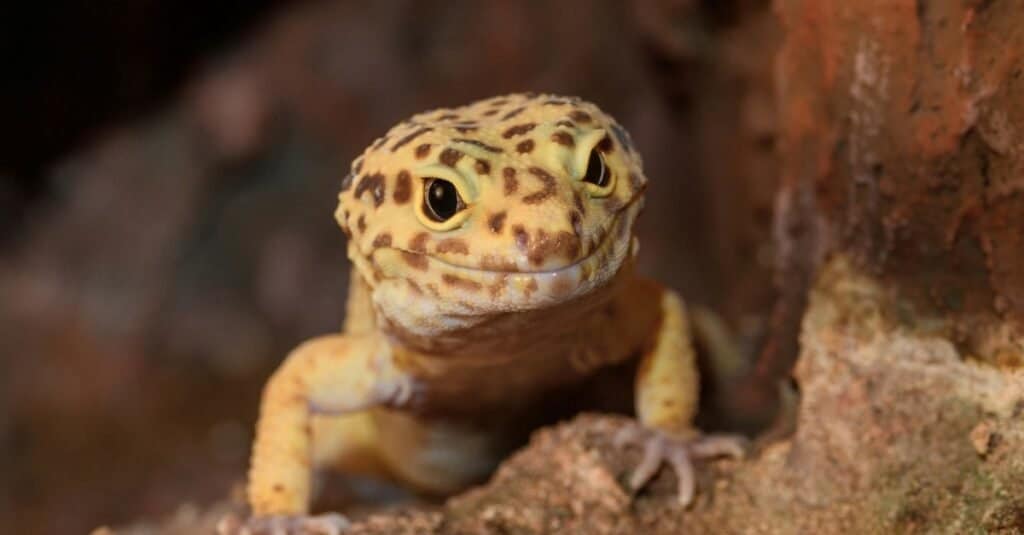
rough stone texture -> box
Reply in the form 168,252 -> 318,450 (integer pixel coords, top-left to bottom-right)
774,0 -> 1024,358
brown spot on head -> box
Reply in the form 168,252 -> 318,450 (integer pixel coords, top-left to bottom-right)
503,168 -> 519,195
568,110 -> 592,123
516,139 -> 535,154
437,113 -> 458,121
356,214 -> 367,233
436,238 -> 470,255
354,173 -> 386,207
414,143 -> 432,159
483,109 -> 499,117
525,229 -> 582,266
543,98 -> 569,106
455,125 -> 478,134
391,127 -> 433,152
372,233 -> 393,248
488,211 -> 507,234
502,123 -> 537,138
551,131 -> 575,147
597,135 -> 614,153
353,159 -> 364,174
480,255 -> 517,271
439,148 -> 464,167
407,279 -> 423,295
409,232 -> 430,253
513,225 -> 530,251
489,98 -> 508,107
475,159 -> 491,175
393,170 -> 412,204
523,167 -> 556,204
402,251 -> 428,271
501,106 -> 526,121
442,273 -> 482,292
453,138 -> 503,153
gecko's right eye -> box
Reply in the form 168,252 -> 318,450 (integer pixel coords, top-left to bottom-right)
423,178 -> 465,222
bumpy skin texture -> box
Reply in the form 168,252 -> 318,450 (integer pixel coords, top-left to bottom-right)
245,94 -> 740,521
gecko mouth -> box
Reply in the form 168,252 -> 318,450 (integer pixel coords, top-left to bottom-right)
377,212 -> 624,277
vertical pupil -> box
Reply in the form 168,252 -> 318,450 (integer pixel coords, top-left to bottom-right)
584,149 -> 607,186
426,179 -> 460,220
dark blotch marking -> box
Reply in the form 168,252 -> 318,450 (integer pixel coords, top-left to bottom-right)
523,167 -> 556,204
568,110 -> 592,123
483,109 -> 499,117
373,233 -> 393,247
526,229 -> 581,265
551,131 -> 575,147
597,135 -> 614,153
489,98 -> 508,107
516,139 -> 535,154
409,232 -> 430,253
391,127 -> 433,152
354,173 -> 386,207
437,113 -> 459,120
357,214 -> 367,233
488,211 -> 507,234
436,238 -> 470,255
414,143 -> 432,159
440,148 -> 464,167
481,255 -> 517,271
513,225 -> 530,251
402,252 -> 428,271
442,273 -> 482,291
371,137 -> 388,150
353,159 -> 364,174
453,138 -> 503,153
455,125 -> 479,133
340,171 -> 355,192
393,170 -> 412,204
475,159 -> 491,175
502,122 -> 536,138
503,168 -> 519,195
501,106 -> 527,121
543,98 -> 569,106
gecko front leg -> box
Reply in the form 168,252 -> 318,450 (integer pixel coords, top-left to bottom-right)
228,333 -> 413,533
620,284 -> 748,506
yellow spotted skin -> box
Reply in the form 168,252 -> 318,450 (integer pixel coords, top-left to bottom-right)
247,94 -> 711,516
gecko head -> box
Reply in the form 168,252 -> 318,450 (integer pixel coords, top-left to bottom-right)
336,93 -> 647,339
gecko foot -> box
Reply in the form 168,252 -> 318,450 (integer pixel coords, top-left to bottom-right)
217,512 -> 350,535
614,423 -> 748,507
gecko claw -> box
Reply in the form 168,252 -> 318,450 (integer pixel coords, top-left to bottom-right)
217,512 -> 350,535
614,423 -> 747,507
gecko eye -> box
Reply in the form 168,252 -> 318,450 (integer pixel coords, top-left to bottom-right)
423,178 -> 465,222
582,148 -> 609,188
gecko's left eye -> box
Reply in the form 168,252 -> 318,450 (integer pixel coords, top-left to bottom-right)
582,148 -> 609,188
423,178 -> 465,222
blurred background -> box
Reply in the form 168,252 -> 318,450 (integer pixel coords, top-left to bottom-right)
0,1 -> 779,532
